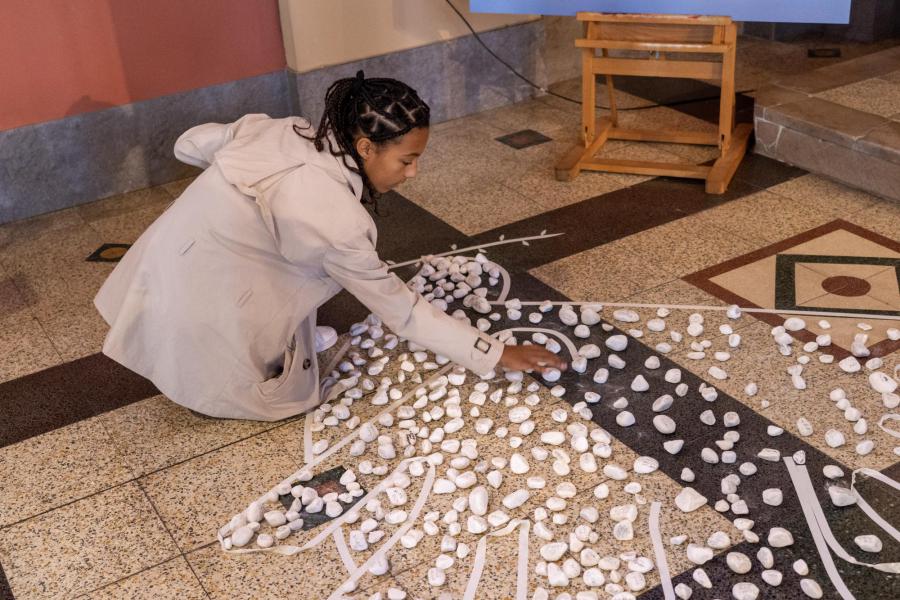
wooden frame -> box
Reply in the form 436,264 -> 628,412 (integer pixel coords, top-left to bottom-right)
554,13 -> 752,194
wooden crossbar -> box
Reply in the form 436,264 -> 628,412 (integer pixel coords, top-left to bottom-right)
592,57 -> 722,79
554,12 -> 749,195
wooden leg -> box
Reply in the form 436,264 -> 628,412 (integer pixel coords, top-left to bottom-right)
555,118 -> 613,181
582,48 -> 596,145
601,49 -> 618,127
705,123 -> 752,194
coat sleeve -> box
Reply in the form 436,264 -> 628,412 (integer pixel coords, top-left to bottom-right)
173,114 -> 270,169
322,232 -> 505,376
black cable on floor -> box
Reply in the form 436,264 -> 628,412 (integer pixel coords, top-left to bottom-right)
443,0 -> 755,111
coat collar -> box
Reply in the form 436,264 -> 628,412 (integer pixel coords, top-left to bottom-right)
321,132 -> 364,202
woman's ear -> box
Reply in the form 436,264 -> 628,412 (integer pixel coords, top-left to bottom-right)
356,137 -> 375,160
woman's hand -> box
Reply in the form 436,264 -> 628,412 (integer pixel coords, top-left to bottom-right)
498,344 -> 567,374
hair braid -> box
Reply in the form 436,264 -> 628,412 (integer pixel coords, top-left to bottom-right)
295,70 -> 430,205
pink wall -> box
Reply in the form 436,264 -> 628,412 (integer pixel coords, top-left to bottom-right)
0,0 -> 286,131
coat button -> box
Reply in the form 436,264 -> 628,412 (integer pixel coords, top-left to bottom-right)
302,358 -> 311,370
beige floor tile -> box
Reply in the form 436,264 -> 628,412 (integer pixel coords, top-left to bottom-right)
187,540 -> 351,600
815,77 -> 900,118
766,173 -> 880,217
0,314 -> 62,383
470,98 -> 582,135
0,207 -> 87,253
0,483 -> 179,599
846,201 -> 900,241
709,255 -> 778,310
81,556 -> 207,600
0,416 -> 133,527
35,302 -> 110,362
87,204 -> 168,245
502,164 -> 626,212
787,227 -> 900,259
399,182 -> 545,237
140,429 -> 302,552
530,253 -> 648,303
691,189 -> 837,246
0,266 -> 29,322
592,141 -> 688,187
99,395 -> 279,477
77,186 -> 174,224
0,221 -> 103,273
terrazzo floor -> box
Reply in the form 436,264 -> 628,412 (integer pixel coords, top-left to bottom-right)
1,36 -> 898,600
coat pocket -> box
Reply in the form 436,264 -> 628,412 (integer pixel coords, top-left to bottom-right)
256,343 -> 296,396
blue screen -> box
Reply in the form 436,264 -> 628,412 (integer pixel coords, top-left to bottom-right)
469,1 -> 851,24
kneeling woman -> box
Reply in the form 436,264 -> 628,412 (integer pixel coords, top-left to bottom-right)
95,72 -> 565,421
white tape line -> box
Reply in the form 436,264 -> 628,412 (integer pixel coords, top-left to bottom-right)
503,327 -> 580,361
327,463 -> 437,600
333,527 -> 357,575
303,412 -> 314,465
878,414 -> 900,438
387,233 -> 563,269
462,535 -> 488,600
784,457 -> 857,600
461,520 -> 531,600
851,468 -> 900,544
515,519 -> 530,600
487,300 -> 899,321
649,502 -> 677,600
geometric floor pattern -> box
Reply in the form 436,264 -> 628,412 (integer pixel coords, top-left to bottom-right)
685,220 -> 900,359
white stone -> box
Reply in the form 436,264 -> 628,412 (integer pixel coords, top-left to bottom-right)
686,544 -> 713,565
502,489 -> 529,509
763,488 -> 783,506
869,371 -> 898,394
630,375 -> 649,392
617,411 -> 636,427
825,429 -> 846,448
708,366 -> 728,380
603,464 -> 628,480
675,487 -> 707,512
768,527 -> 794,547
839,356 -> 861,373
510,453 -> 529,474
653,415 -> 676,434
613,309 -> 640,323
760,569 -> 782,587
664,439 -> 684,454
732,582 -> 760,600
854,534 -> 882,553
800,579 -> 823,599
633,456 -> 659,474
613,520 -> 634,541
726,552 -> 752,574
541,542 -> 568,562
469,486 -> 489,516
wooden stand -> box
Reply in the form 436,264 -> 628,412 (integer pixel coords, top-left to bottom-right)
555,13 -> 752,194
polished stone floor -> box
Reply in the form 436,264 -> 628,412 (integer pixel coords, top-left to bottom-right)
0,36 -> 898,600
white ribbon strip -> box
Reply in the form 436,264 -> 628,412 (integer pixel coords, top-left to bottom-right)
486,300 -> 899,321
649,502 -> 676,600
327,463 -> 437,600
332,527 -> 357,575
850,468 -> 900,544
387,232 -> 563,269
878,414 -> 900,438
786,458 -> 900,577
460,519 -> 531,600
783,457 -> 857,600
303,412 -> 314,465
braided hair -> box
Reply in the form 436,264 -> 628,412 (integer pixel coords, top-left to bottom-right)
296,70 -> 430,204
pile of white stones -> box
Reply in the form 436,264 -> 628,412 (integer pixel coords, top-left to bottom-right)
218,253 -> 898,600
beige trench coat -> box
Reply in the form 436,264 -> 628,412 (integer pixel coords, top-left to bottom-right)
94,114 -> 504,420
